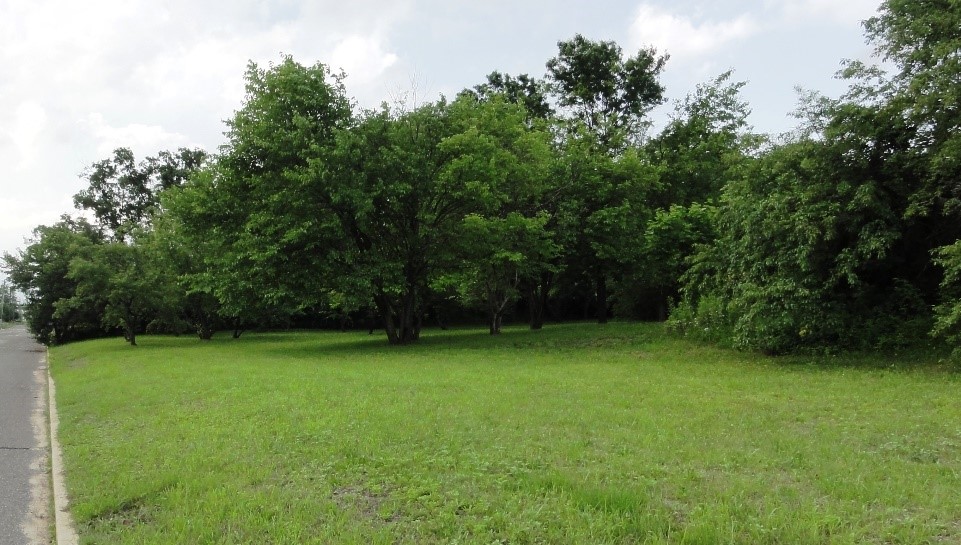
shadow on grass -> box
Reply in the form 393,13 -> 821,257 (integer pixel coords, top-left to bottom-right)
250,322 -> 661,361
102,321 -> 960,375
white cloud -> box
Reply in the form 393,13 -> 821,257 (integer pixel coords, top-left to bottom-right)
330,35 -> 399,85
775,0 -> 880,25
630,4 -> 759,59
81,113 -> 192,158
8,101 -> 48,170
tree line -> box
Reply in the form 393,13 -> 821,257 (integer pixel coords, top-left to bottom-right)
5,0 -> 961,353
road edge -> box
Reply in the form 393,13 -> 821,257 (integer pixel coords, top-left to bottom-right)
46,350 -> 79,545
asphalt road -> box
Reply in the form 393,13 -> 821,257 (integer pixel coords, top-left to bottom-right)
0,325 -> 50,545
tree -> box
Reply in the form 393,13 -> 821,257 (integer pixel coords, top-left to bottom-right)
63,241 -> 178,346
435,95 -> 558,333
2,217 -> 105,344
441,213 -> 558,334
614,72 -> 754,320
647,71 -> 757,207
545,35 -> 667,322
321,99 -> 485,344
547,33 -> 667,149
145,212 -> 223,340
0,283 -> 19,322
74,147 -> 206,241
467,71 -> 554,121
552,129 -> 661,323
203,57 -> 353,331
674,127 -> 928,353
615,203 -> 716,320
863,0 -> 961,348
668,0 -> 961,353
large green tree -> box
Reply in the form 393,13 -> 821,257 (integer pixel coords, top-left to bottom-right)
546,35 -> 667,322
552,129 -> 660,323
547,33 -> 667,149
74,147 -> 206,242
436,96 -> 558,333
2,217 -> 105,344
197,57 -> 353,329
672,0 -> 961,353
62,240 -> 178,346
615,72 -> 754,320
321,98 -> 497,344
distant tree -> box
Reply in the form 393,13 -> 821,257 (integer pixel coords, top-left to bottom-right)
0,283 -> 19,322
63,241 -> 178,346
467,71 -> 554,120
440,213 -> 558,334
547,33 -> 667,149
648,71 -> 757,207
545,35 -> 667,322
461,76 -> 562,328
435,96 -> 558,333
2,217 -> 105,344
74,147 -> 206,241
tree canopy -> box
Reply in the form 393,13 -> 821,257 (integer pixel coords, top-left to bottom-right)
8,1 -> 961,356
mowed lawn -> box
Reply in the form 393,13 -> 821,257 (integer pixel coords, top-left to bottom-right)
50,323 -> 961,544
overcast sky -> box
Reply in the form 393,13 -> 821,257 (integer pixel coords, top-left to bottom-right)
0,0 -> 882,267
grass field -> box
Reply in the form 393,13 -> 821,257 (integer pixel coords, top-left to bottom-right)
50,323 -> 961,544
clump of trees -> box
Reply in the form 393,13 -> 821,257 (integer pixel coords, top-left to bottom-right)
5,0 -> 961,355
670,0 -> 961,354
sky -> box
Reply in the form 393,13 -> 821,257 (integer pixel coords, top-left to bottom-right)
0,0 -> 883,268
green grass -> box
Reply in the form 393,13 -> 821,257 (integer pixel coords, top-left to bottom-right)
50,323 -> 961,544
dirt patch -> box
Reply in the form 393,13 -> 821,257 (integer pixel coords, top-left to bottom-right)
331,485 -> 399,523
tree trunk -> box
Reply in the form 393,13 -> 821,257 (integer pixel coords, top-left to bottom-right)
125,322 -> 137,346
489,311 -> 502,335
377,291 -> 421,345
526,273 -> 551,330
596,273 -> 609,324
197,320 -> 214,340
231,318 -> 245,339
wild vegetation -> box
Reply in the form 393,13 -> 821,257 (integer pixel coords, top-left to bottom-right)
5,0 -> 961,354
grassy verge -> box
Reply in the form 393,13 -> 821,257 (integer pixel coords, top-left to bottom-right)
51,323 -> 961,544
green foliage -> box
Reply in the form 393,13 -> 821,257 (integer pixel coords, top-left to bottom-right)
2,217 -> 105,344
63,241 -> 179,346
647,70 -> 757,207
672,0 -> 961,353
466,71 -> 553,121
933,241 -> 961,350
439,212 -> 559,334
615,203 -> 717,320
547,34 -> 667,147
674,127 -> 936,353
74,147 -> 206,242
615,72 -> 754,321
434,96 -> 559,333
176,58 -> 353,329
21,15 -> 961,352
0,283 -> 19,322
552,129 -> 661,322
